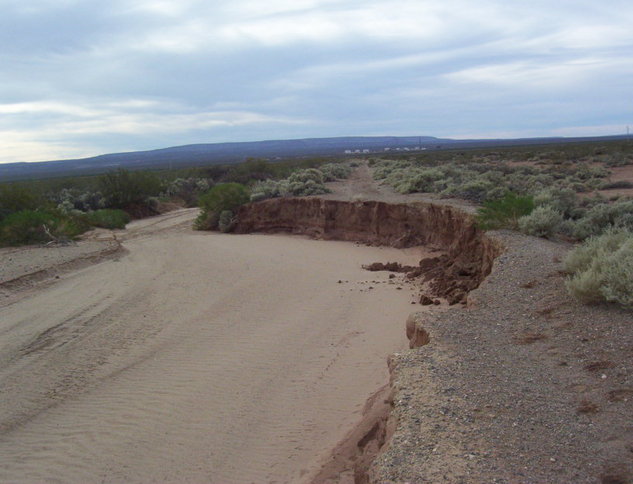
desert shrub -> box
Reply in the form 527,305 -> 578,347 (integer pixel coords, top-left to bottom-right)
476,192 -> 535,230
84,209 -> 130,229
601,180 -> 633,190
53,188 -> 105,213
287,168 -> 324,185
251,168 -> 329,201
0,209 -> 88,246
571,199 -> 633,239
320,163 -> 352,181
565,228 -> 633,306
372,160 -> 412,179
393,167 -> 445,193
99,169 -> 162,209
195,183 -> 249,230
484,186 -> 508,201
284,168 -> 330,196
287,178 -> 329,196
164,177 -> 212,206
250,180 -> 285,202
218,210 -> 235,233
604,156 -> 633,167
0,185 -> 42,222
518,206 -> 563,238
441,178 -> 496,203
193,210 -> 220,231
533,187 -> 579,218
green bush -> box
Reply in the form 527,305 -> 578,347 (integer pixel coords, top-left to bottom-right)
0,210 -> 88,246
565,228 -> 633,306
84,209 -> 130,229
195,183 -> 249,230
0,185 -> 43,222
476,192 -> 535,230
99,169 -> 162,209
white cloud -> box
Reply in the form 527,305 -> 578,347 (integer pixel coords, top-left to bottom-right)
0,131 -> 98,163
45,111 -> 307,136
446,56 -> 630,89
0,101 -> 104,117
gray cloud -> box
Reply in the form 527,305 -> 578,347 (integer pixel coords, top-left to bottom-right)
1,0 -> 632,162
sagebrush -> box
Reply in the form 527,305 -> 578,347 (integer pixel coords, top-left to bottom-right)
564,228 -> 633,306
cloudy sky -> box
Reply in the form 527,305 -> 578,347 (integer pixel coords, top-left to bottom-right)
1,0 -> 632,163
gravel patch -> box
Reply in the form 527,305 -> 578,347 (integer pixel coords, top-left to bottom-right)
370,231 -> 633,483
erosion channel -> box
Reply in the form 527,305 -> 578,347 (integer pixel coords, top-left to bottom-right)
0,198 -> 497,483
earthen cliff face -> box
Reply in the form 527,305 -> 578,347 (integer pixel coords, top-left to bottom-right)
235,198 -> 500,302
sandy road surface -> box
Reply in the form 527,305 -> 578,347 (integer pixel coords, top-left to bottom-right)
0,210 -> 423,483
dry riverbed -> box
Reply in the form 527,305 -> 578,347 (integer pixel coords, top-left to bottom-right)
0,208 -> 431,483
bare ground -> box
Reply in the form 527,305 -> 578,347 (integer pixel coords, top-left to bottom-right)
0,207 -> 431,483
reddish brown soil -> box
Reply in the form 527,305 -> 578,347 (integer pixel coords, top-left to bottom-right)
235,198 -> 500,303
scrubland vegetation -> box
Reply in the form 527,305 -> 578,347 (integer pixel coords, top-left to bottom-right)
370,143 -> 633,239
370,141 -> 633,306
565,228 -> 633,306
0,156 -> 348,246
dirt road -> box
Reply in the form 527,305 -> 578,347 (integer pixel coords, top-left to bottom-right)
0,209 -> 423,483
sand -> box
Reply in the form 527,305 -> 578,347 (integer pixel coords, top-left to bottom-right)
0,210 -> 426,483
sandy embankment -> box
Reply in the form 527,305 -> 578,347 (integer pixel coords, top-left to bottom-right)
0,209 -> 428,483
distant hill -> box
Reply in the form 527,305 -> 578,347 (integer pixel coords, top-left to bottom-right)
0,134 -> 629,182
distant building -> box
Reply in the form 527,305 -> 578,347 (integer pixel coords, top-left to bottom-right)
344,150 -> 352,154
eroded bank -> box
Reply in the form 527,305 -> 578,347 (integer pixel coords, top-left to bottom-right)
234,197 -> 501,481
236,197 -> 500,304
